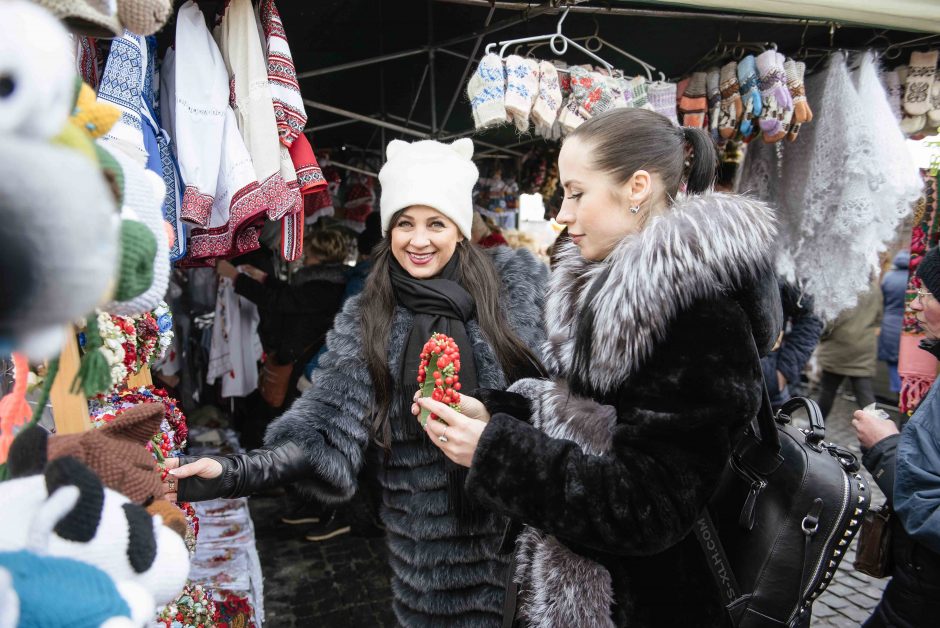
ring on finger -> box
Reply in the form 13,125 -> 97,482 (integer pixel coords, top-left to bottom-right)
439,427 -> 449,443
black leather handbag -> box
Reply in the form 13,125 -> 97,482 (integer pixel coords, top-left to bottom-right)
695,384 -> 871,627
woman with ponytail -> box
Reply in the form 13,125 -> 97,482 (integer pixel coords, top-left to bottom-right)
416,108 -> 783,627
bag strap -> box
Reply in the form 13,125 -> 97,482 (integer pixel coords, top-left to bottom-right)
693,508 -> 742,606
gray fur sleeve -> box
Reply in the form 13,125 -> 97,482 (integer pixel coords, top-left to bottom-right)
263,296 -> 372,505
491,246 -> 549,358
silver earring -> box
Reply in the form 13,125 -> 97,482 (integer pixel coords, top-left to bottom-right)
630,205 -> 640,214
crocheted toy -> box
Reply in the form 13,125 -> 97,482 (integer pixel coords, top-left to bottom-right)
7,403 -> 165,506
0,0 -> 119,361
0,456 -> 190,606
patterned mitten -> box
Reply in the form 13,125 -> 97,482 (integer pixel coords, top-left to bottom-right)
558,95 -> 585,133
928,70 -> 940,129
756,50 -> 792,140
570,67 -> 617,118
706,67 -> 721,139
532,60 -> 562,129
466,53 -> 506,130
718,61 -> 742,139
620,76 -> 635,108
784,59 -> 812,141
904,50 -> 938,116
737,55 -> 762,137
881,70 -> 902,122
505,55 -> 539,132
678,72 -> 707,128
631,76 -> 650,109
648,81 -> 679,125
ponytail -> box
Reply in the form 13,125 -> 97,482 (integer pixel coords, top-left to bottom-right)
681,126 -> 719,195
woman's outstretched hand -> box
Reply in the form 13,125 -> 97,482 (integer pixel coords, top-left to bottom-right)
163,456 -> 224,502
416,397 -> 486,468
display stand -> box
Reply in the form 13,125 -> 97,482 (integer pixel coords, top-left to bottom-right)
48,326 -> 91,434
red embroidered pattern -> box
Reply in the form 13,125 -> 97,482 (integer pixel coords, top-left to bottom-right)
181,186 -> 214,226
262,173 -> 300,221
184,179 -> 269,262
281,213 -> 303,261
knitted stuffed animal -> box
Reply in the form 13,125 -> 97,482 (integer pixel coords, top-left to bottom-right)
0,471 -> 153,627
0,0 -> 119,360
7,403 -> 166,506
0,457 -> 190,606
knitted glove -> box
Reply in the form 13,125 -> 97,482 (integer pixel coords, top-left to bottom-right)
718,61 -> 743,139
706,67 -> 721,138
756,50 -> 792,140
785,59 -> 812,141
505,55 -> 539,132
532,60 -> 562,129
679,71 -> 708,128
558,94 -> 585,134
737,55 -> 762,137
466,53 -> 506,130
570,67 -> 617,118
903,50 -> 938,116
648,81 -> 679,125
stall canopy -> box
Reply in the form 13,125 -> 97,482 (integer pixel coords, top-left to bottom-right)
647,0 -> 940,34
220,0 -> 940,155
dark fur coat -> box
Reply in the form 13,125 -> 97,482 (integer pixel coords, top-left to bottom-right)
263,246 -> 547,627
466,193 -> 783,627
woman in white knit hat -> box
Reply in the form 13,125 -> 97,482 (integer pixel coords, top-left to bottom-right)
166,138 -> 548,626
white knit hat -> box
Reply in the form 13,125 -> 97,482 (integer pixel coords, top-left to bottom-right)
379,138 -> 479,239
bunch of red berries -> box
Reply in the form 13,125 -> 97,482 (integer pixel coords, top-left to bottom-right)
417,333 -> 461,424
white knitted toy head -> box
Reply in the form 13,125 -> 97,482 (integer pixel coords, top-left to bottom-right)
379,138 -> 479,239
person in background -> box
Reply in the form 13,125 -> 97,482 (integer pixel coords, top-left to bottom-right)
879,250 -> 911,400
852,245 -> 940,628
471,210 -> 508,248
761,280 -> 824,410
216,229 -> 349,448
815,276 -> 883,419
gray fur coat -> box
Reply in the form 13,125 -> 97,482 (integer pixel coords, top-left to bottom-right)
264,246 -> 547,627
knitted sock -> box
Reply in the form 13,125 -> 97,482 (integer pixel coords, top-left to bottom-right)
505,55 -> 539,132
881,70 -> 902,121
631,76 -> 650,109
679,72 -> 707,128
532,60 -> 562,129
756,50 -> 792,139
466,53 -> 506,130
784,59 -> 809,141
737,55 -> 762,137
648,81 -> 679,125
718,61 -> 743,139
706,67 -> 721,139
904,50 -> 938,116
620,76 -> 635,108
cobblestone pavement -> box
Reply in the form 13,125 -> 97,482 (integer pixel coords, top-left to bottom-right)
249,391 -> 892,627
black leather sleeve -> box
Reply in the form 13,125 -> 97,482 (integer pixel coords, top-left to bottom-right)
862,433 -> 900,504
175,441 -> 314,502
474,388 -> 533,423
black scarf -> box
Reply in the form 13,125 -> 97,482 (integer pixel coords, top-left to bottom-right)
389,255 -> 482,522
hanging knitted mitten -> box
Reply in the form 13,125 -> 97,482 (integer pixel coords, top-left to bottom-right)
648,81 -> 679,125
928,69 -> 940,129
678,72 -> 707,128
904,50 -> 938,116
505,55 -> 539,132
881,70 -> 902,122
718,61 -> 743,139
706,67 -> 721,139
466,53 -> 507,130
558,95 -> 585,133
785,59 -> 812,141
631,76 -> 651,109
620,75 -> 635,108
756,50 -> 792,140
570,67 -> 606,118
532,60 -> 562,130
737,55 -> 762,137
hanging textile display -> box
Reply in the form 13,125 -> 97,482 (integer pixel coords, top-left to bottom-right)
207,278 -> 262,399
739,51 -> 921,321
900,174 -> 940,415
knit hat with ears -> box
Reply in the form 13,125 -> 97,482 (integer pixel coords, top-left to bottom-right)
378,138 -> 479,240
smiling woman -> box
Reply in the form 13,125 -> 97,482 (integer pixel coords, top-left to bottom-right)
166,137 -> 549,627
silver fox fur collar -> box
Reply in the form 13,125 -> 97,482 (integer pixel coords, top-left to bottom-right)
506,193 -> 776,626
543,192 -> 777,392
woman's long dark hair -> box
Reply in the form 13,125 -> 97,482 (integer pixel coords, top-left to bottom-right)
360,226 -> 543,449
